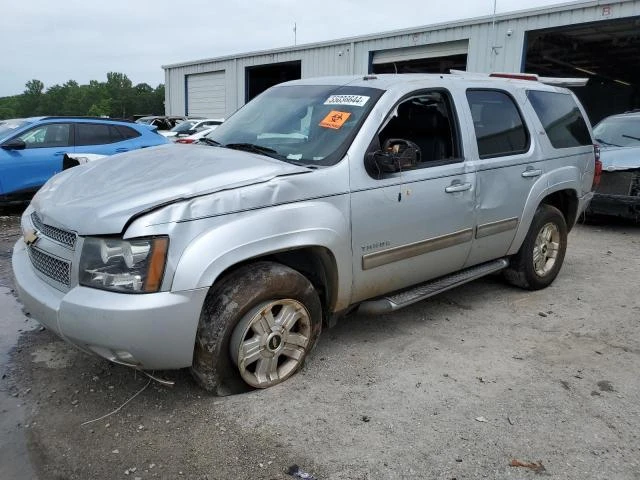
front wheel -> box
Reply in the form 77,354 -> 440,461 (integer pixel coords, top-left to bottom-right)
191,262 -> 322,395
504,204 -> 568,290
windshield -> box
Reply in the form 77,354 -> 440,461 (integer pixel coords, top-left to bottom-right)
135,117 -> 155,124
203,84 -> 384,166
0,119 -> 30,141
593,116 -> 640,147
170,120 -> 197,133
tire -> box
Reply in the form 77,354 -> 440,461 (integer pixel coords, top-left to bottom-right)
191,261 -> 322,395
504,204 -> 568,290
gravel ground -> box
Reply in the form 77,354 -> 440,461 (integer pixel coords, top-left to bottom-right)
1,212 -> 639,480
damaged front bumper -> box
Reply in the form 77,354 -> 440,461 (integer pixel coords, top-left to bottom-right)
12,238 -> 208,370
588,169 -> 640,220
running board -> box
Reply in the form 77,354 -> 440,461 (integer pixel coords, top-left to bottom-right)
357,258 -> 509,315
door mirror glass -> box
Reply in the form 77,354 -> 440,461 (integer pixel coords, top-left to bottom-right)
1,138 -> 26,150
368,138 -> 420,174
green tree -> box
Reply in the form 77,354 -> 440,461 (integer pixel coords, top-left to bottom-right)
0,73 -> 165,120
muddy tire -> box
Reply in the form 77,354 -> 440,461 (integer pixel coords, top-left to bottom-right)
191,261 -> 322,395
504,204 -> 568,290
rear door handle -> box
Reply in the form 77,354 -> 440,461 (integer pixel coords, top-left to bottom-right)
54,151 -> 66,156
522,168 -> 542,178
445,182 -> 472,193
115,148 -> 129,153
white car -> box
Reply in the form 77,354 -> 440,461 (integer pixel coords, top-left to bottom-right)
161,118 -> 224,139
174,126 -> 219,144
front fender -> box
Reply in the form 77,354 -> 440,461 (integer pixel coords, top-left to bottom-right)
507,166 -> 580,256
171,198 -> 353,310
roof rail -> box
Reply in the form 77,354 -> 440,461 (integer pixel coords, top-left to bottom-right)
449,70 -> 588,87
41,116 -> 135,123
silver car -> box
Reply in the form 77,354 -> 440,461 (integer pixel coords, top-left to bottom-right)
13,74 -> 597,394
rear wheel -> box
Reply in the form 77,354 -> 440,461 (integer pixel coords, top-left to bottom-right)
504,204 -> 568,290
191,261 -> 322,395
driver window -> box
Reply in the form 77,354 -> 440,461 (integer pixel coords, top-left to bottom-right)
374,90 -> 461,171
18,124 -> 71,149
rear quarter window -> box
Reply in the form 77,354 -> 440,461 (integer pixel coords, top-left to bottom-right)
526,90 -> 591,148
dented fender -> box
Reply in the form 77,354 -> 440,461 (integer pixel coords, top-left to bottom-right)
170,198 -> 353,311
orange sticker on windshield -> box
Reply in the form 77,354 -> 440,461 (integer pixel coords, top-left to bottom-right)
319,110 -> 351,130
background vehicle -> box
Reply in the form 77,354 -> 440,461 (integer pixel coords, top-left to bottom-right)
175,126 -> 220,144
161,118 -> 224,139
589,111 -> 640,220
0,116 -> 169,204
135,115 -> 187,131
13,74 -> 597,395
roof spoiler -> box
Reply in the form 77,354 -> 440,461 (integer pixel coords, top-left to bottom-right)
449,70 -> 588,87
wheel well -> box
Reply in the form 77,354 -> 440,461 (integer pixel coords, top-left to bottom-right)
213,247 -> 339,316
541,189 -> 579,231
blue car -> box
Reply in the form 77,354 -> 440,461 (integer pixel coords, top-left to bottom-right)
0,117 -> 169,204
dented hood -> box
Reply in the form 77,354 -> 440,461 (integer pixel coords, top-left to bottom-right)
31,144 -> 309,235
599,145 -> 640,172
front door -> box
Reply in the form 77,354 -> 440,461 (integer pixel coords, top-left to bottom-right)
0,123 -> 73,198
350,89 -> 476,303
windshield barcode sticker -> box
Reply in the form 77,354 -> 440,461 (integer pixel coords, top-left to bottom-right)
324,95 -> 370,107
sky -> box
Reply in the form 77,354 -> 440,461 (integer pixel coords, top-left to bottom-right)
0,0 -> 578,97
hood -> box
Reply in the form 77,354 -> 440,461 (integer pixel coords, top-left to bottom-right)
32,144 -> 309,235
599,145 -> 640,172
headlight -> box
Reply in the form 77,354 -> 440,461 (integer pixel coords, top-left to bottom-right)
79,237 -> 169,293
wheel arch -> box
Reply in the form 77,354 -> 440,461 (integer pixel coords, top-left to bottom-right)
508,181 -> 579,256
211,246 -> 340,320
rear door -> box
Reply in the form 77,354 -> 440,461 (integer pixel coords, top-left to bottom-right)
463,89 -> 540,267
74,122 -> 133,154
0,122 -> 73,197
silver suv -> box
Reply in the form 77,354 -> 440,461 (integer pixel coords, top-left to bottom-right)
13,74 -> 598,394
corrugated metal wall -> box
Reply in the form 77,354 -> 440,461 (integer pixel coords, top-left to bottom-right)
164,0 -> 640,117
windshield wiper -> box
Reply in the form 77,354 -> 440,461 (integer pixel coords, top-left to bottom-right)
198,137 -> 221,146
595,138 -> 621,147
224,143 -> 283,159
622,134 -> 640,143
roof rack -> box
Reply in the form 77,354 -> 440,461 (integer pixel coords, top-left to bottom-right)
449,70 -> 588,87
41,116 -> 136,123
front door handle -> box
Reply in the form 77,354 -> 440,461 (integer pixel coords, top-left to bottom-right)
445,182 -> 472,193
522,168 -> 542,178
54,151 -> 66,156
115,148 -> 129,153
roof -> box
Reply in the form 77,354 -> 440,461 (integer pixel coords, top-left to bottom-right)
162,0 -> 617,69
279,73 -> 565,92
27,116 -> 136,124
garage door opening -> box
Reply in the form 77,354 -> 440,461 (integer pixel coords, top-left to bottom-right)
371,40 -> 468,74
186,71 -> 226,118
524,17 -> 640,123
245,61 -> 301,102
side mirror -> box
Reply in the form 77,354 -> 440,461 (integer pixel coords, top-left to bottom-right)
367,138 -> 420,174
1,138 -> 26,150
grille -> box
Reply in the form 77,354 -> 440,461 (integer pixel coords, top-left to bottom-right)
27,246 -> 71,286
31,212 -> 77,249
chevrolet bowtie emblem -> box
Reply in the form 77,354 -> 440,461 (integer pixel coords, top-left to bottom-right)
23,228 -> 39,246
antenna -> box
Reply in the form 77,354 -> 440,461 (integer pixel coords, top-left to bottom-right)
293,22 -> 297,46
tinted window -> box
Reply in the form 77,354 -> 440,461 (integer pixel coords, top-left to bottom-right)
76,124 -> 113,146
466,90 -> 529,158
115,125 -> 141,140
527,90 -> 591,148
18,123 -> 71,148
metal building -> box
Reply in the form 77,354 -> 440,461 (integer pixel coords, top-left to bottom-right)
163,0 -> 640,122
